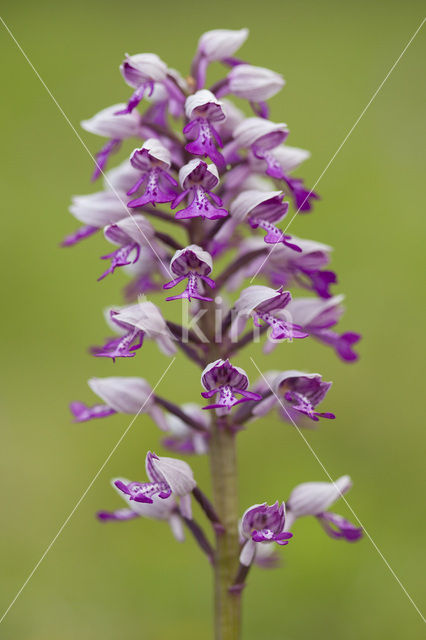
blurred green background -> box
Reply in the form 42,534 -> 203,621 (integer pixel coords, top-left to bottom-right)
1,1 -> 425,638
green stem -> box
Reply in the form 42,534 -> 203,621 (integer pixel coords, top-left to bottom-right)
209,422 -> 242,640
192,218 -> 242,639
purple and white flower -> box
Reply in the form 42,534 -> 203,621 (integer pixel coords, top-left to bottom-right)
62,190 -> 131,247
231,118 -> 318,210
201,359 -> 262,411
233,118 -> 288,172
286,476 -> 363,542
286,295 -> 361,361
193,28 -> 249,88
172,159 -> 228,220
98,214 -> 162,281
114,451 -> 196,519
254,370 -> 335,422
218,64 -> 284,103
225,190 -> 300,250
91,301 -> 176,361
184,90 -> 226,167
70,376 -> 167,428
116,53 -> 169,115
232,285 -> 309,342
81,104 -> 144,179
98,479 -> 185,542
163,244 -> 215,302
126,138 -> 178,208
227,236 -> 336,298
239,502 -> 292,566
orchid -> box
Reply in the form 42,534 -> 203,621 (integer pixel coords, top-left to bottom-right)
126,138 -> 178,207
286,476 -> 363,541
64,27 -> 362,639
98,480 -> 185,542
239,502 -> 293,567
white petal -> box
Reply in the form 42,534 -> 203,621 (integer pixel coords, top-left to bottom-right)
122,53 -> 168,82
272,145 -> 311,173
233,118 -> 287,149
198,28 -> 249,61
230,189 -> 283,222
185,90 -> 226,121
88,377 -> 154,414
103,214 -> 156,246
234,284 -> 280,315
287,476 -> 353,516
151,456 -> 196,496
228,65 -> 285,101
239,539 -> 256,566
179,494 -> 192,519
169,513 -> 185,541
69,192 -> 127,226
141,138 -> 172,168
81,104 -> 142,139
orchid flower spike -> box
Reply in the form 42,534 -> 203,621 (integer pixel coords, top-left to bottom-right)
201,359 -> 262,411
81,104 -> 143,180
254,370 -> 335,422
91,301 -> 176,361
232,285 -> 309,342
192,28 -> 249,88
116,53 -> 169,115
70,376 -> 167,429
114,451 -> 196,519
172,159 -> 228,220
163,244 -> 216,302
239,502 -> 293,567
98,478 -> 185,542
286,476 -> 363,542
184,90 -> 226,168
126,138 -> 178,208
